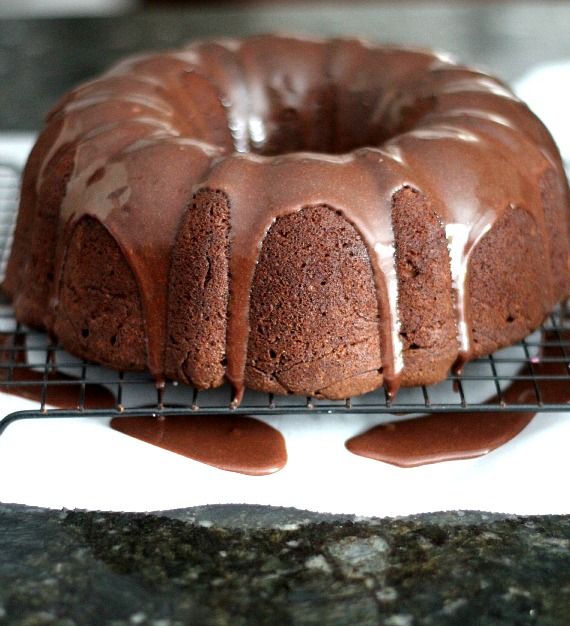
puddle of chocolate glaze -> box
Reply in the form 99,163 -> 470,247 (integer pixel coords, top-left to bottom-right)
110,414 -> 287,476
0,333 -> 115,409
346,330 -> 570,467
345,413 -> 535,468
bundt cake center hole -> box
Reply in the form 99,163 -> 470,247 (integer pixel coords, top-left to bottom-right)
241,91 -> 393,156
244,129 -> 379,157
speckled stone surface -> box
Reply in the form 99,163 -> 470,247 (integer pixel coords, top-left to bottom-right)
1,504 -> 569,625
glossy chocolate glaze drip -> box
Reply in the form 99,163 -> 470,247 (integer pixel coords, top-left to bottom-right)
346,330 -> 570,467
110,414 -> 287,475
59,138 -> 222,380
383,114 -> 554,369
8,35 -> 566,401
0,333 -> 115,409
202,150 -> 408,402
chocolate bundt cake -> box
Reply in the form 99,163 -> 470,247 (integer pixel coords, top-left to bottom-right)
4,35 -> 570,402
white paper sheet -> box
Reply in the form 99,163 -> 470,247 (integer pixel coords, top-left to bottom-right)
1,62 -> 569,516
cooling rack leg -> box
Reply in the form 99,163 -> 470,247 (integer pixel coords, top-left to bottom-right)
0,411 -> 29,436
0,411 -> 44,437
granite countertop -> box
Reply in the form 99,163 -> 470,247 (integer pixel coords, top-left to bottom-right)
1,3 -> 570,624
2,504 -> 569,625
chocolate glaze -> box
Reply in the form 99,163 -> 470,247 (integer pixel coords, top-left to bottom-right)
0,333 -> 115,409
110,414 -> 287,475
346,330 -> 570,467
5,35 -> 569,403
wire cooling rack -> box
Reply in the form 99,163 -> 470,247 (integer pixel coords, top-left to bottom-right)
0,161 -> 569,437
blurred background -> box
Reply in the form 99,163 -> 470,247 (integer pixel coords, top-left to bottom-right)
0,1 -> 570,133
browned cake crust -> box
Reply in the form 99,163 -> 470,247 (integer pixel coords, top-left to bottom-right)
245,205 -> 384,398
392,187 -> 457,387
165,190 -> 230,390
4,35 -> 570,401
54,217 -> 146,371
